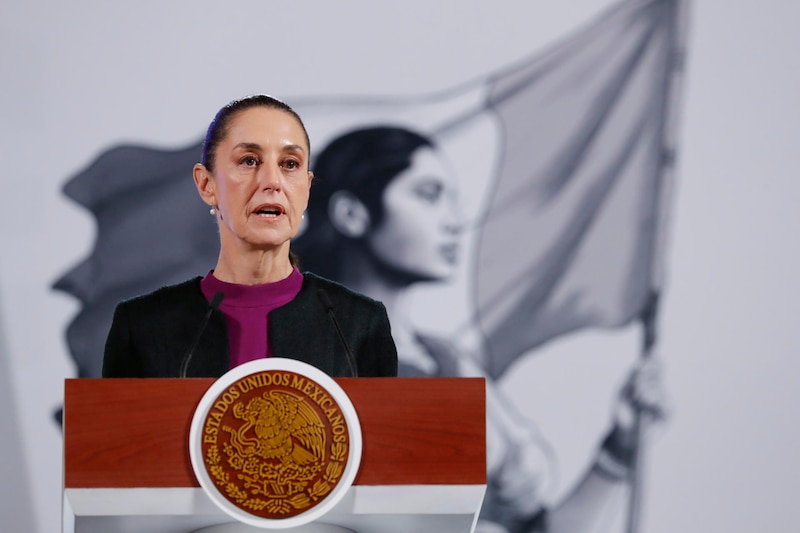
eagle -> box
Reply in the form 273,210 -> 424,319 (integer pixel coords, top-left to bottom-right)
227,390 -> 326,466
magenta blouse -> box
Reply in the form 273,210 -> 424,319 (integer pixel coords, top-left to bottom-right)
200,268 -> 304,369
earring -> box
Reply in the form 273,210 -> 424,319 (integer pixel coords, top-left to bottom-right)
210,205 -> 218,216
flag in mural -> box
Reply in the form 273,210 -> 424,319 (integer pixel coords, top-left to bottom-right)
53,143 -> 217,379
472,0 -> 686,378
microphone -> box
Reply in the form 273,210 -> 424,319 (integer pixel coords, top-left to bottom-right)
317,290 -> 358,377
179,291 -> 225,378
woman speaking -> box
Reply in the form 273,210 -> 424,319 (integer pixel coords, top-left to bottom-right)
102,95 -> 398,379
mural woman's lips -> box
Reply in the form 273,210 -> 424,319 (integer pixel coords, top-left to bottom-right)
439,242 -> 459,264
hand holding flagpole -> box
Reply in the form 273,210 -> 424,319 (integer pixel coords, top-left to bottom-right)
624,290 -> 669,533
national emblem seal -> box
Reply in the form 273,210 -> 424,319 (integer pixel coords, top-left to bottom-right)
190,359 -> 362,529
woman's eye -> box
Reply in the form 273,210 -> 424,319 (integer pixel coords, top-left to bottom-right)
240,156 -> 259,167
414,182 -> 443,203
283,159 -> 300,170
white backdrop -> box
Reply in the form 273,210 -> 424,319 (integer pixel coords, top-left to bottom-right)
1,1 -> 799,532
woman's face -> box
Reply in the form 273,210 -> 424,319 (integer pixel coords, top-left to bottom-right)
367,146 -> 462,281
201,107 -> 313,253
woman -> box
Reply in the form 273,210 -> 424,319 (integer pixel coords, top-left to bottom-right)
293,126 -> 666,533
102,95 -> 397,379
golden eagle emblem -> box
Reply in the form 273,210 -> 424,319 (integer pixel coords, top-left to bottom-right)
227,390 -> 325,466
200,371 -> 350,519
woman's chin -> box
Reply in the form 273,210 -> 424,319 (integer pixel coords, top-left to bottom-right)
413,267 -> 456,285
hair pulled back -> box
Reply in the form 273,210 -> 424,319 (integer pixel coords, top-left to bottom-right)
293,126 -> 434,279
201,94 -> 310,173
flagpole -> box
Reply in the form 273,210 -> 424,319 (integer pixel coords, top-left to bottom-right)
625,0 -> 691,531
625,289 -> 659,533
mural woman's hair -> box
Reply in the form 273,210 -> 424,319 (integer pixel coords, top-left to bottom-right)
293,126 -> 434,279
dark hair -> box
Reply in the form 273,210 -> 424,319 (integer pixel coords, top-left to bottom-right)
201,94 -> 310,172
293,126 -> 434,278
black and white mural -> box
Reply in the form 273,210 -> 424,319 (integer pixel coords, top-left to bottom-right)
2,1 -> 799,532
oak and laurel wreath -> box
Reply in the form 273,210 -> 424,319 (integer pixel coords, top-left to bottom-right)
205,441 -> 349,515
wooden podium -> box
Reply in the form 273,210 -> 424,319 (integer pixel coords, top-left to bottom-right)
63,377 -> 486,533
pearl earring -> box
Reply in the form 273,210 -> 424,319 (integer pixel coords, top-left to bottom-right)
210,205 -> 218,216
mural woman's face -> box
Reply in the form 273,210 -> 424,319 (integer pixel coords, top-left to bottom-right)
367,146 -> 462,282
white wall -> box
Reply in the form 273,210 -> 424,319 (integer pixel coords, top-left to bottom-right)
1,1 -> 798,532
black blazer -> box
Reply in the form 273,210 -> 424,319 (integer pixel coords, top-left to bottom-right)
102,272 -> 398,378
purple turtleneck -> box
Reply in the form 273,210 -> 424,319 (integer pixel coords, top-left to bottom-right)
200,268 -> 304,369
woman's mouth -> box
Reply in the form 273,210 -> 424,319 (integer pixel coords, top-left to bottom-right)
254,204 -> 285,218
440,243 -> 459,264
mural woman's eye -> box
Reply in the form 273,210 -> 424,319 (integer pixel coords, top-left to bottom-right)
414,181 -> 443,203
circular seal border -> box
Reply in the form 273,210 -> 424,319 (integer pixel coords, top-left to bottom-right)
189,358 -> 362,529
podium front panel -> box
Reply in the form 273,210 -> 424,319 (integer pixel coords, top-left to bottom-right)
63,377 -> 486,533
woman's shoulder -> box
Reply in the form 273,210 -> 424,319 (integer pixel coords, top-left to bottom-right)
301,271 -> 385,309
117,277 -> 205,313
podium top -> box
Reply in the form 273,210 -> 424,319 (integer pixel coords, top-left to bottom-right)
64,377 -> 486,489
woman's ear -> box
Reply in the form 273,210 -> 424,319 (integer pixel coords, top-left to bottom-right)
193,163 -> 216,206
328,191 -> 371,238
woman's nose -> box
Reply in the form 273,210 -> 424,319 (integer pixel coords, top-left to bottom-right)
443,221 -> 462,235
259,163 -> 281,190
443,207 -> 463,235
